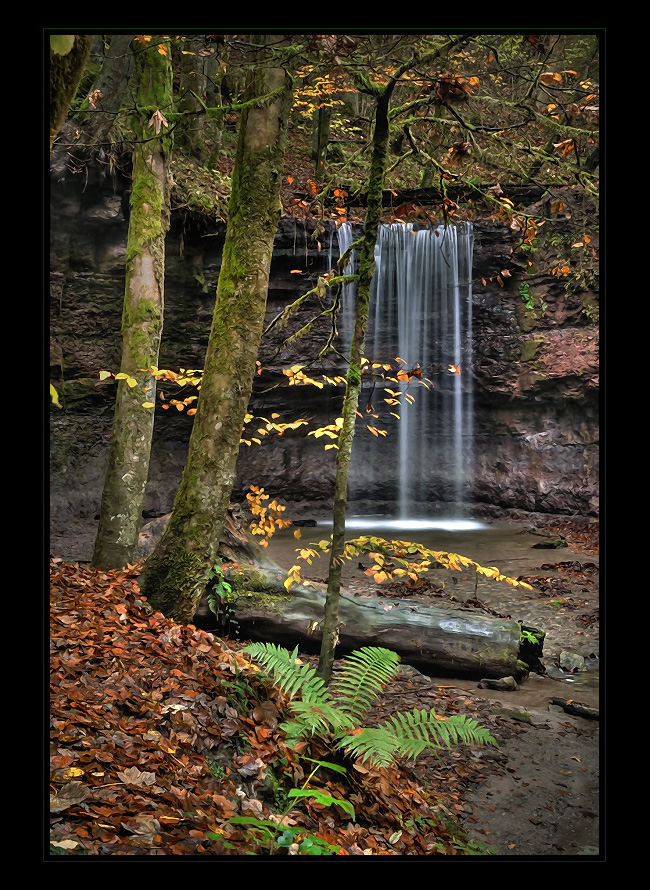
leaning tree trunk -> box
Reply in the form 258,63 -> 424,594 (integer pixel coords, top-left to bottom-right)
140,38 -> 293,623
317,90 -> 391,683
49,34 -> 92,149
92,37 -> 173,570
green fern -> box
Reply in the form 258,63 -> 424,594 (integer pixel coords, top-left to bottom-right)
329,646 -> 401,725
243,643 -> 497,768
243,642 -> 355,740
243,643 -> 332,703
338,709 -> 497,768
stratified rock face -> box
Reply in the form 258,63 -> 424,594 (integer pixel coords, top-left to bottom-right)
49,169 -> 599,526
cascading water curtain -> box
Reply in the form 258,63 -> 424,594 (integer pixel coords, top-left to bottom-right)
338,221 -> 474,519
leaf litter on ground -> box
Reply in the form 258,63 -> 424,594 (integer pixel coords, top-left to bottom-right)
49,558 -> 516,857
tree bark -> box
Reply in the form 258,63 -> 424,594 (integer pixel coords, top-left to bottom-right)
74,34 -> 135,154
92,38 -> 173,570
140,37 -> 293,623
312,104 -> 331,181
49,35 -> 92,149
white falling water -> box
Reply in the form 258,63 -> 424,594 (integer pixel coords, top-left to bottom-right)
338,221 -> 474,521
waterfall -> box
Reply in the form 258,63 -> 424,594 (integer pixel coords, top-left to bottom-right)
338,221 -> 474,521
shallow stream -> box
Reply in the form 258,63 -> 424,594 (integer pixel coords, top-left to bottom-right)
264,516 -> 600,713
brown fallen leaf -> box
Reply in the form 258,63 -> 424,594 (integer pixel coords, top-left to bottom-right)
117,766 -> 157,786
50,780 -> 89,812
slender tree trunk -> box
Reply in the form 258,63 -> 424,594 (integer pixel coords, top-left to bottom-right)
49,35 -> 92,149
176,36 -> 211,158
312,104 -> 331,181
317,91 -> 391,683
92,38 -> 173,570
316,39 -> 466,682
141,38 -> 293,623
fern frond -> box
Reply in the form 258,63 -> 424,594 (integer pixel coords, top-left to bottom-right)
244,644 -> 496,768
244,642 -> 348,742
283,700 -> 356,741
337,709 -> 498,768
337,727 -> 429,768
329,647 -> 401,724
243,642 -> 332,704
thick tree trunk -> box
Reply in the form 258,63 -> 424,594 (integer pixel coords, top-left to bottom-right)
92,38 -> 173,570
140,38 -> 293,623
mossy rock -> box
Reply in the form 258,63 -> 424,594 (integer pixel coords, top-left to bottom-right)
490,706 -> 533,724
61,377 -> 103,404
520,338 -> 544,362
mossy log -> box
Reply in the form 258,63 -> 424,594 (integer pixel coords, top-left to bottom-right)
138,510 -> 543,679
224,569 -> 538,679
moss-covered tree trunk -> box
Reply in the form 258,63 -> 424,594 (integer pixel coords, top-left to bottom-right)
92,38 -> 173,570
49,34 -> 92,149
317,91 -> 391,683
141,38 -> 293,623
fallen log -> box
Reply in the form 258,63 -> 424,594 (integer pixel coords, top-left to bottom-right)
213,562 -> 543,680
138,511 -> 544,680
550,697 -> 599,720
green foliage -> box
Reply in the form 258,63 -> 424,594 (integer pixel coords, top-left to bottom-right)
519,280 -> 547,314
206,564 -> 240,636
207,564 -> 233,610
203,752 -> 227,781
212,754 -> 350,855
208,818 -> 342,856
519,281 -> 534,311
341,709 -> 497,769
243,643 -> 497,768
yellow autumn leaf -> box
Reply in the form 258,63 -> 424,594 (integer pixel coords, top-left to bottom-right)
114,372 -> 137,387
142,402 -> 155,408
99,370 -> 113,381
